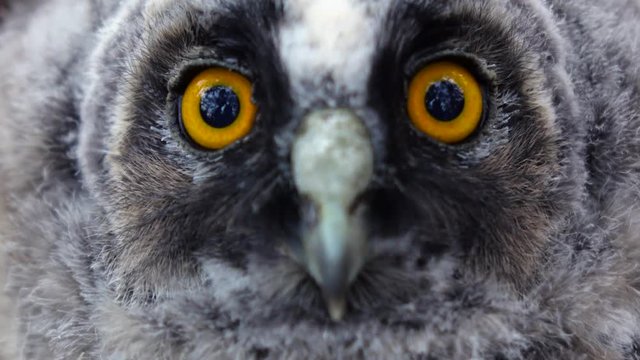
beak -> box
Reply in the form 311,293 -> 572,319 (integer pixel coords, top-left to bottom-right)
291,109 -> 374,320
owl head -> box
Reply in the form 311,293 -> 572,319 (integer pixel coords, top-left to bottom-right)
76,0 -> 591,356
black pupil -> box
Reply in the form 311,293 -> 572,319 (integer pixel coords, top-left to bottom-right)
425,80 -> 465,121
199,86 -> 241,128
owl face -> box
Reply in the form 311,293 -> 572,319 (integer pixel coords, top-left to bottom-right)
80,0 -> 582,333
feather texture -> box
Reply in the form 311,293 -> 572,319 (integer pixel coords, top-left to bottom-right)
1,0 -> 640,358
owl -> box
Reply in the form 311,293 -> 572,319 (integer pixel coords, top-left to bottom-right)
1,0 -> 640,358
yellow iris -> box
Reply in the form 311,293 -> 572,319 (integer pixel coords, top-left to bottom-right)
407,61 -> 484,144
181,68 -> 257,150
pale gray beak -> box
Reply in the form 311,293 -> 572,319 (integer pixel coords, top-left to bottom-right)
291,109 -> 374,321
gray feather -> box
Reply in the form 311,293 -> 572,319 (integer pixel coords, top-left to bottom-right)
1,0 -> 640,358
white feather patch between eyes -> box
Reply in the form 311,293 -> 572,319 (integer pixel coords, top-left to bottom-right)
279,0 -> 390,107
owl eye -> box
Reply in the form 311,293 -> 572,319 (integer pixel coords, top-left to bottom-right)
407,61 -> 484,144
180,68 -> 257,150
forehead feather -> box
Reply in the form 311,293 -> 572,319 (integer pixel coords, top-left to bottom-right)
279,0 -> 390,107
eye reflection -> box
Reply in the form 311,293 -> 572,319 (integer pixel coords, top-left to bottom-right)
199,86 -> 241,129
425,80 -> 465,122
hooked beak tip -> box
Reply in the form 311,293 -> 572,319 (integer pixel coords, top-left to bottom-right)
326,295 -> 347,321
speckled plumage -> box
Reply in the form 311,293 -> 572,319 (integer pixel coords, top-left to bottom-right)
1,0 -> 640,358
